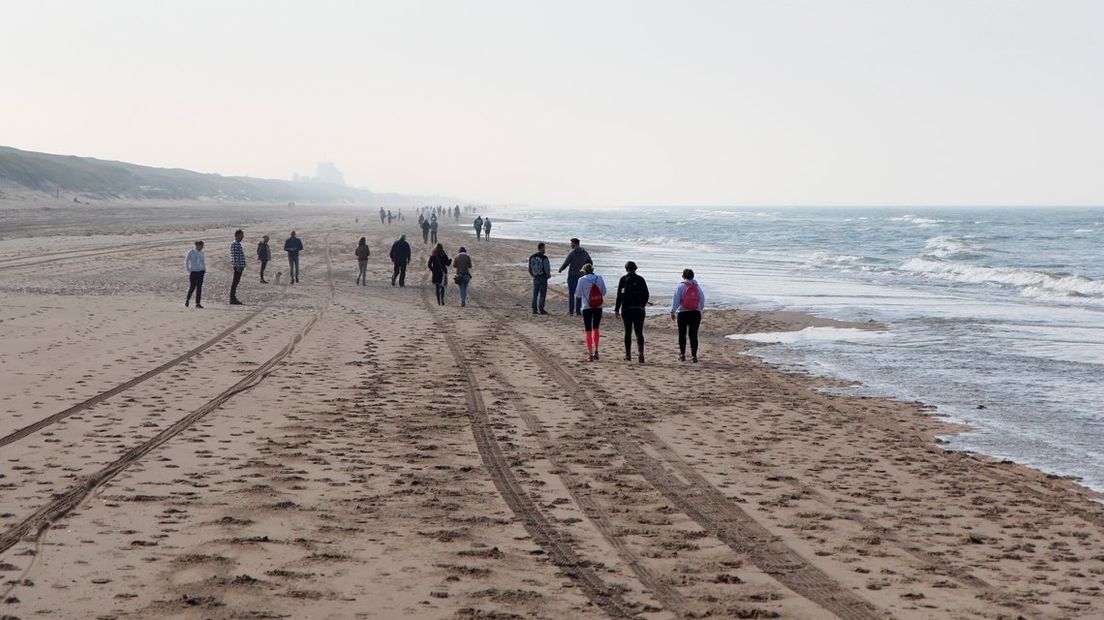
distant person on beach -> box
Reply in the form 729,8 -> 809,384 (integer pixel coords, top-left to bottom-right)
671,268 -> 705,363
615,261 -> 650,363
428,243 -> 452,305
528,242 -> 551,315
558,238 -> 592,316
575,263 -> 607,362
257,235 -> 271,283
430,215 -> 439,244
473,216 -> 484,240
420,218 -> 431,244
229,230 -> 246,305
284,231 -> 303,283
453,246 -> 473,307
389,234 -> 411,286
380,207 -> 386,224
355,237 -> 371,285
483,217 -> 492,239
185,240 -> 206,309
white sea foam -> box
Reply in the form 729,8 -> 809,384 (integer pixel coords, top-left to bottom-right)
891,214 -> 945,225
900,257 -> 1104,299
730,326 -> 888,344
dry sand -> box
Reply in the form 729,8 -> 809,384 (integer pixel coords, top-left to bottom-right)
1,204 -> 1103,619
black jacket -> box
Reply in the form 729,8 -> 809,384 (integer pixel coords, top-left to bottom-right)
615,273 -> 649,313
389,239 -> 411,263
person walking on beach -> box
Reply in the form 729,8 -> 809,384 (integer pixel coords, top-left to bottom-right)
528,242 -> 551,315
430,215 -> 439,244
615,261 -> 650,363
671,268 -> 705,362
483,217 -> 492,240
185,240 -> 206,309
575,263 -> 607,362
473,216 -> 484,240
257,235 -> 272,283
453,246 -> 473,307
428,243 -> 452,305
379,207 -> 386,224
558,238 -> 592,316
284,231 -> 303,283
229,230 -> 246,305
420,218 -> 431,244
355,237 -> 371,285
389,234 -> 411,286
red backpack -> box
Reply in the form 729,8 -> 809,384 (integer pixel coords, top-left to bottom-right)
586,279 -> 604,308
681,282 -> 701,311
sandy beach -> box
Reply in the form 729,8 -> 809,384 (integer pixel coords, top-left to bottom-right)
2,203 -> 1104,619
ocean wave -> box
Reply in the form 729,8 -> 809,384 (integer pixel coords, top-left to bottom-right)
891,214 -> 945,225
1074,228 -> 1094,234
899,257 -> 1104,300
923,235 -> 986,258
807,251 -> 863,265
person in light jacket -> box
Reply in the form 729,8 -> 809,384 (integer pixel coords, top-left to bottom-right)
185,240 -> 206,308
574,263 -> 607,362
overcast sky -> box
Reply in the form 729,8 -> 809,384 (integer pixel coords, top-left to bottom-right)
2,1 -> 1102,206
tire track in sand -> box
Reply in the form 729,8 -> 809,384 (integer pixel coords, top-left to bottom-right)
0,293 -> 281,449
504,324 -> 886,620
0,238 -> 334,557
423,284 -> 640,618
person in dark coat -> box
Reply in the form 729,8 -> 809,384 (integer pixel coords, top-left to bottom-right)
257,235 -> 272,283
389,234 -> 412,287
427,243 -> 452,305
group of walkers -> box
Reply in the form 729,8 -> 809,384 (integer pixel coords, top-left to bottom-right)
185,223 -> 705,364
473,216 -> 492,240
185,230 -> 305,308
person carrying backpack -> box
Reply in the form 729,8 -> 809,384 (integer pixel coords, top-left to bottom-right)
527,242 -> 552,315
670,268 -> 705,362
473,216 -> 484,240
574,263 -> 607,362
614,261 -> 650,363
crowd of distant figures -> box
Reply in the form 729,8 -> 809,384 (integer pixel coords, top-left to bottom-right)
184,209 -> 705,364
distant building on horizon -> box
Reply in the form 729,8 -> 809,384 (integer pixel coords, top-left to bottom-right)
292,161 -> 347,186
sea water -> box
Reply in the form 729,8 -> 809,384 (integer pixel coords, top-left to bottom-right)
491,207 -> 1104,491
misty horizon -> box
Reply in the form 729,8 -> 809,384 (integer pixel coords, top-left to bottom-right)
2,1 -> 1102,207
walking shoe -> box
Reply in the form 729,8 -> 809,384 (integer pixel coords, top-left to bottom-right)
584,353 -> 593,363
638,352 -> 645,364
691,356 -> 698,363
539,309 -> 549,315
533,309 -> 538,314
230,300 -> 243,305
678,354 -> 686,362
625,352 -> 632,361
261,278 -> 268,283
195,304 -> 204,309
185,300 -> 190,307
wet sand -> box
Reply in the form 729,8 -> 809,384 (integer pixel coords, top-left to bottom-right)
1,204 -> 1103,619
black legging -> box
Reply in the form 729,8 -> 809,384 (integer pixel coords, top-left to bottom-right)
621,307 -> 644,354
582,307 -> 603,331
677,310 -> 701,357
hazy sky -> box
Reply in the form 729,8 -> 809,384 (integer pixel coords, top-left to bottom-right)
2,1 -> 1102,206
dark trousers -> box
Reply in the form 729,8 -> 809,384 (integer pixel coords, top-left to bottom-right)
677,310 -> 702,357
287,253 -> 300,281
582,307 -> 603,331
187,270 -> 205,305
229,267 -> 244,302
259,259 -> 269,280
391,262 -> 407,286
422,229 -> 429,243
621,307 -> 645,354
531,277 -> 548,311
431,229 -> 438,244
566,273 -> 581,314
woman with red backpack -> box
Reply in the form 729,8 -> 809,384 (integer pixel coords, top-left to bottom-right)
574,263 -> 607,362
670,268 -> 705,363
